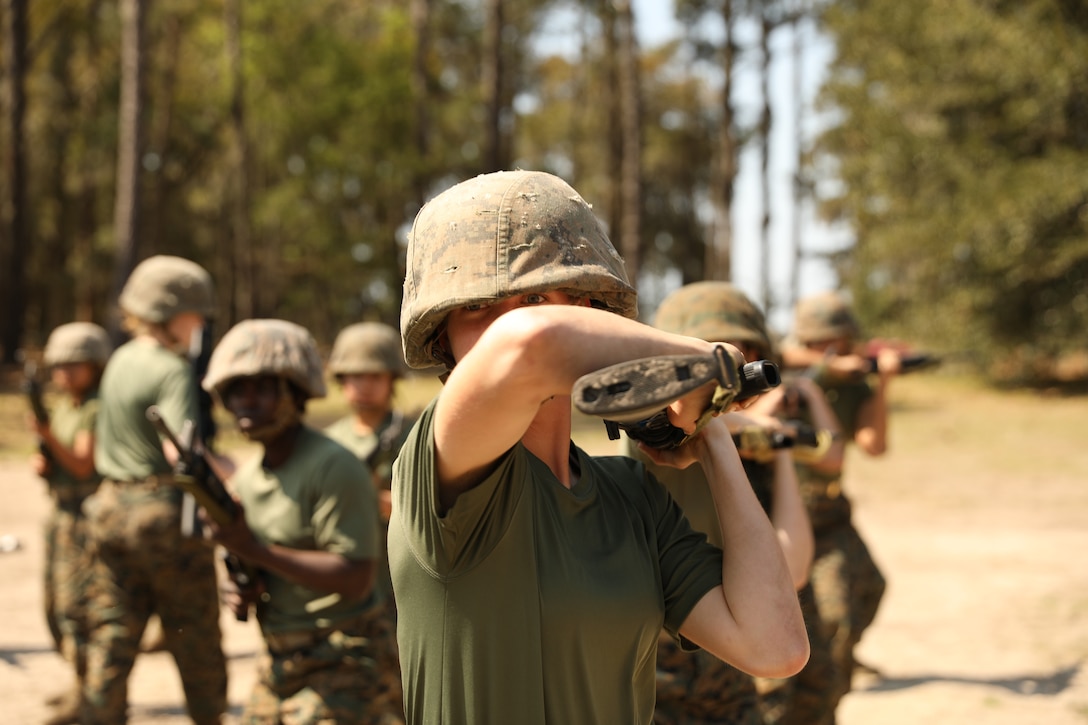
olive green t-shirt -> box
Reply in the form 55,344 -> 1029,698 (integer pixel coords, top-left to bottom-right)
621,438 -> 775,549
232,425 -> 381,634
45,391 -> 101,490
324,409 -> 412,490
388,398 -> 724,725
95,338 -> 196,481
794,373 -> 874,528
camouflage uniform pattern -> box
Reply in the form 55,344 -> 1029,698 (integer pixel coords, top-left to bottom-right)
43,322 -> 112,366
790,292 -> 860,344
39,323 -> 110,693
244,609 -> 403,725
757,583 -> 839,725
654,635 -> 764,725
648,458 -> 778,724
400,170 -> 637,369
118,255 -> 215,323
204,318 -> 327,399
81,480 -> 227,724
787,294 -> 887,714
208,320 -> 403,724
46,481 -> 100,685
652,281 -> 774,355
328,322 -> 408,377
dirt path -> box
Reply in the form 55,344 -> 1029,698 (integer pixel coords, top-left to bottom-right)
2,375 -> 1087,723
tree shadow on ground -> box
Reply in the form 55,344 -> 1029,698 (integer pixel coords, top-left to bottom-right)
0,645 -> 57,667
133,703 -> 245,719
859,661 -> 1082,696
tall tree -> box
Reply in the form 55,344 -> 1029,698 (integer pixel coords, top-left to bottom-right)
816,0 -> 1088,382
713,0 -> 738,284
410,0 -> 432,208
225,0 -> 254,321
481,0 -> 507,171
110,0 -> 148,336
2,0 -> 29,362
756,5 -> 774,312
613,0 -> 643,283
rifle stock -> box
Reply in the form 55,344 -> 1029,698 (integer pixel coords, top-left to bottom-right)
145,406 -> 256,620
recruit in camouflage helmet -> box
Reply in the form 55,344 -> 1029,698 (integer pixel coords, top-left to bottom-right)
203,319 -> 327,399
43,322 -> 112,366
119,255 -> 215,324
792,291 -> 861,344
400,169 -> 638,369
327,322 -> 407,377
653,281 -> 773,353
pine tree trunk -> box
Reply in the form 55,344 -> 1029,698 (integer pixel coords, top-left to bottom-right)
2,0 -> 29,362
110,0 -> 148,337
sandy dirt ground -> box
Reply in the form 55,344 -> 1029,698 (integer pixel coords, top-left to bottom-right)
1,375 -> 1087,723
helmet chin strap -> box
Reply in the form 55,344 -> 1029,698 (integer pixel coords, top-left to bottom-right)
242,378 -> 303,443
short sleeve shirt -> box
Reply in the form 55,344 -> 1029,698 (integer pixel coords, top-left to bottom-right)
232,425 -> 380,634
621,438 -> 776,549
388,398 -> 724,725
95,339 -> 196,481
46,392 -> 101,491
795,373 -> 874,528
323,410 -> 412,490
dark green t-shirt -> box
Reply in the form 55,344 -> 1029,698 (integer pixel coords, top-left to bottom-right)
232,425 -> 380,634
388,398 -> 724,725
794,373 -> 874,529
94,339 -> 195,481
45,391 -> 101,491
620,440 -> 775,721
324,409 -> 412,490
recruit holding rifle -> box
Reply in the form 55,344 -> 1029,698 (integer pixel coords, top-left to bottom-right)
22,359 -> 52,461
146,405 -> 256,621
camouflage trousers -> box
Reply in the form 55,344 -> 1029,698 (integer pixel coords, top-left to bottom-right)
654,633 -> 765,725
807,520 -> 886,709
45,503 -> 97,682
80,479 -> 227,725
43,509 -> 64,653
245,600 -> 405,725
756,583 -> 839,725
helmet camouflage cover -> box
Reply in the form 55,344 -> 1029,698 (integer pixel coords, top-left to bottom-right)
203,319 -> 327,399
119,255 -> 215,323
328,321 -> 407,376
400,170 -> 638,369
792,291 -> 860,344
43,322 -> 112,366
653,281 -> 773,354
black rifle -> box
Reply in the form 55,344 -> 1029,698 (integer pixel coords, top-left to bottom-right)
145,406 -> 256,621
866,352 -> 941,374
22,361 -> 52,460
732,420 -> 821,451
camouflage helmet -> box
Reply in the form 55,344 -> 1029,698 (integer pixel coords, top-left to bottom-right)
328,322 -> 407,377
43,322 -> 112,366
653,281 -> 772,354
400,170 -> 638,369
119,255 -> 215,323
203,319 -> 327,399
792,291 -> 860,344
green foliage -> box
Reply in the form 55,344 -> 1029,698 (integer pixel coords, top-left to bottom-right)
816,0 -> 1088,383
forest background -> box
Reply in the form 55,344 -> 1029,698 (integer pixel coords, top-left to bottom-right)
2,0 -> 1087,386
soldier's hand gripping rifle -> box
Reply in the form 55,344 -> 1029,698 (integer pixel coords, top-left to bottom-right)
145,405 -> 256,622
732,420 -> 835,465
573,344 -> 781,450
22,360 -> 52,461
